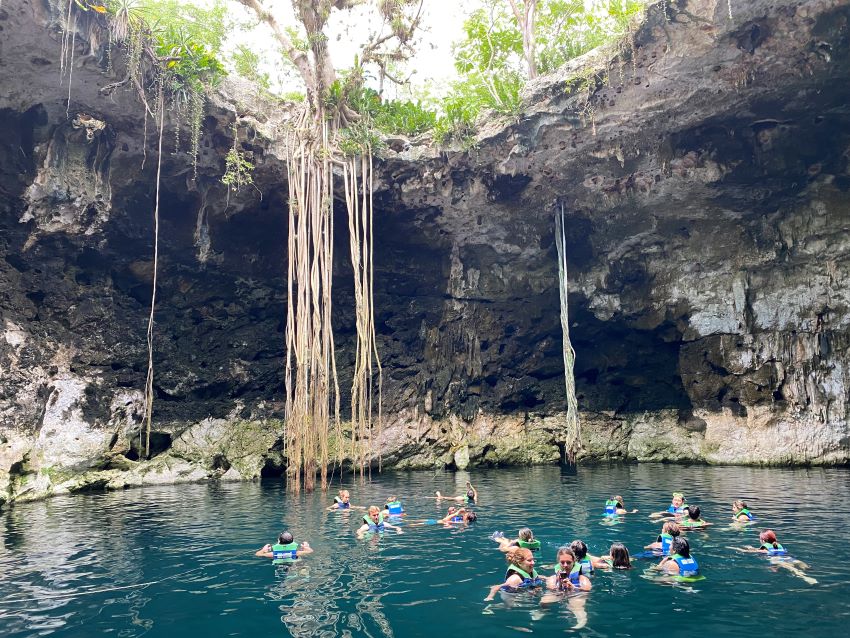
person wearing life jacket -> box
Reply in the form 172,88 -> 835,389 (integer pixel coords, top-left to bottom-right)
494,527 -> 542,553
570,539 -> 608,574
356,505 -> 403,538
439,507 -> 477,525
382,495 -> 405,517
540,547 -> 591,629
604,495 -> 638,517
650,492 -> 687,519
327,489 -> 361,511
598,543 -> 633,569
732,500 -> 755,522
658,537 -> 700,578
255,531 -> 313,565
730,530 -> 817,584
679,505 -> 712,530
484,547 -> 546,600
433,481 -> 478,505
645,521 -> 681,555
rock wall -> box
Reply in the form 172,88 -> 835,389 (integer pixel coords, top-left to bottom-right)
1,0 -> 849,505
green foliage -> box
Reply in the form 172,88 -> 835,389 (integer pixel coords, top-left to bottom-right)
232,45 -> 271,91
339,121 -> 387,158
433,95 -> 479,146
344,86 -> 437,138
222,132 -> 255,193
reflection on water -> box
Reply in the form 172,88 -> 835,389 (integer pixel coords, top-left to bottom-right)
2,464 -> 849,637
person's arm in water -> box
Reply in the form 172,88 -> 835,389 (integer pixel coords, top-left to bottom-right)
382,521 -> 403,534
296,542 -> 313,556
588,554 -> 609,569
484,573 -> 523,600
438,508 -> 466,524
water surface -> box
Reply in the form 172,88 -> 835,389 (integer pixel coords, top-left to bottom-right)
2,464 -> 848,637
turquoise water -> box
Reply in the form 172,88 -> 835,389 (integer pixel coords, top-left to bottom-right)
2,464 -> 849,637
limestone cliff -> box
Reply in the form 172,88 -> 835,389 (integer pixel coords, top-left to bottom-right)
1,0 -> 848,505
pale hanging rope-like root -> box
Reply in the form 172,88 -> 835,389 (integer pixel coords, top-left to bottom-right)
143,86 -> 165,459
555,204 -> 581,463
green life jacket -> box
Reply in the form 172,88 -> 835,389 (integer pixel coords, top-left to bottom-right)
506,564 -> 540,581
363,513 -> 385,531
517,538 -> 541,552
604,499 -> 619,515
271,542 -> 298,564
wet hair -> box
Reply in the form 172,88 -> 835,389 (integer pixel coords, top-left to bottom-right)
671,536 -> 691,557
506,547 -> 534,566
672,492 -> 685,501
608,543 -> 631,569
686,505 -> 701,520
386,495 -> 398,503
570,540 -> 588,560
518,527 -> 534,542
733,499 -> 747,511
339,490 -> 350,498
465,511 -> 477,523
613,495 -> 625,508
760,529 -> 780,548
278,531 -> 294,544
367,505 -> 381,516
661,521 -> 681,536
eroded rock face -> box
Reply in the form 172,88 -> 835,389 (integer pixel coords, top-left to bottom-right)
1,0 -> 849,504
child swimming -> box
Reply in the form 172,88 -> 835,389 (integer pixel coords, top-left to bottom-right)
678,505 -> 712,529
492,527 -> 541,552
255,531 -> 314,564
649,492 -> 687,519
598,543 -> 632,569
732,499 -> 755,522
729,529 -> 817,584
603,495 -> 638,516
356,506 -> 403,538
656,537 -> 701,580
433,481 -> 478,505
645,521 -> 681,556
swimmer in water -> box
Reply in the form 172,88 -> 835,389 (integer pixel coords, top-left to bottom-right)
484,547 -> 545,601
327,489 -> 362,511
406,506 -> 477,527
729,529 -> 817,584
655,537 -> 701,579
570,539 -> 609,574
649,492 -> 687,519
255,531 -> 313,564
603,495 -> 639,516
493,527 -> 541,553
645,521 -> 681,556
382,495 -> 405,518
356,505 -> 403,538
678,505 -> 712,530
540,546 -> 591,629
732,499 -> 755,522
598,543 -> 633,569
433,481 -> 478,505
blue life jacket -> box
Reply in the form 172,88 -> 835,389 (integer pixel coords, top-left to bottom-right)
501,565 -> 544,591
563,565 -> 584,589
667,504 -> 686,514
672,554 -> 699,577
386,501 -> 404,515
760,542 -> 788,556
450,515 -> 463,523
604,499 -> 619,516
577,557 -> 594,576
659,533 -> 674,554
363,513 -> 385,532
271,542 -> 298,564
735,508 -> 755,520
334,496 -> 350,510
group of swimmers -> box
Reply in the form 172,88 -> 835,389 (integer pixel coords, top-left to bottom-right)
255,486 -> 815,624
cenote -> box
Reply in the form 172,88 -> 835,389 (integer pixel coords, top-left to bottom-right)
2,464 -> 849,637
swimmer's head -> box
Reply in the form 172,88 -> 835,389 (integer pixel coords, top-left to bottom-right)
506,547 -> 535,569
760,530 -> 778,545
385,495 -> 398,504
732,499 -> 747,511
465,511 -> 477,523
518,527 -> 534,542
339,490 -> 350,502
686,505 -> 701,520
569,539 -> 588,559
613,495 -> 624,507
609,543 -> 631,569
555,547 -> 577,572
447,506 -> 457,515
671,492 -> 685,507
670,536 -> 691,557
278,531 -> 294,544
661,521 -> 681,536
367,505 -> 381,521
